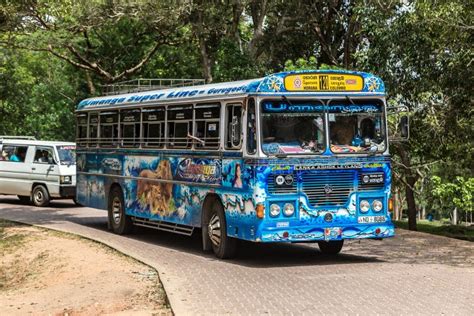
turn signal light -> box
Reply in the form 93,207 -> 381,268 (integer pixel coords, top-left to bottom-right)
256,203 -> 265,219
388,198 -> 394,213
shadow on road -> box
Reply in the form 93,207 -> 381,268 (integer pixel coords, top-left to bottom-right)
1,197 -> 472,268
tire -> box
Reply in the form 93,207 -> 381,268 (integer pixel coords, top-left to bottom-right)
72,198 -> 82,207
317,240 -> 344,255
32,185 -> 50,207
205,201 -> 237,259
108,186 -> 132,235
18,195 -> 31,203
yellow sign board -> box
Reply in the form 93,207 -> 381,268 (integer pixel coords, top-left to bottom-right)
284,73 -> 364,92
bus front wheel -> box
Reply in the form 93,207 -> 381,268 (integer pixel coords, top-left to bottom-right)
317,240 -> 344,255
108,186 -> 132,235
205,201 -> 237,259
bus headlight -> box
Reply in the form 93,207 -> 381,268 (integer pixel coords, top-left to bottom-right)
360,200 -> 370,213
283,203 -> 295,217
270,204 -> 281,217
60,176 -> 72,184
372,200 -> 383,212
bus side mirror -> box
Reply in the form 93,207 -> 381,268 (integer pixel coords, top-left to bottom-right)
230,116 -> 241,147
399,115 -> 409,139
387,106 -> 410,142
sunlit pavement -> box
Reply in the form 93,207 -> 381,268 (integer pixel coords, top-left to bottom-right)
1,196 -> 473,315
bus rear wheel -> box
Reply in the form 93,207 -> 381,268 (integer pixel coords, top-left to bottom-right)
206,201 -> 237,259
108,186 -> 132,235
317,240 -> 344,255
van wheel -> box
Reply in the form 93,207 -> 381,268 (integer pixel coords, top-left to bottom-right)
18,195 -> 31,203
206,201 -> 237,259
32,185 -> 50,207
108,186 -> 132,234
317,240 -> 344,255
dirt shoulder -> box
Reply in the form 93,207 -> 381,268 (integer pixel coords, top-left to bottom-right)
0,219 -> 171,315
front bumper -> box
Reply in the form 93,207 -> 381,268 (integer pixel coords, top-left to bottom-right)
59,186 -> 76,198
259,223 -> 395,242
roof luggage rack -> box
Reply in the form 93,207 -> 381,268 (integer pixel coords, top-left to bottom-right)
102,78 -> 206,96
0,136 -> 36,144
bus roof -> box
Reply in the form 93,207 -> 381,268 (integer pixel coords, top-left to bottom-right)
77,70 -> 385,111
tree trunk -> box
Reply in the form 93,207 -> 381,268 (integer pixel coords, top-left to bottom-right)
405,177 -> 417,230
198,37 -> 213,83
393,186 -> 400,220
452,207 -> 458,225
397,145 -> 419,230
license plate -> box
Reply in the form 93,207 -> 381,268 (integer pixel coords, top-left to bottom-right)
358,216 -> 386,224
324,227 -> 342,240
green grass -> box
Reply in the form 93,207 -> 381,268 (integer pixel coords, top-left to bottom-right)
394,220 -> 474,242
0,219 -> 27,252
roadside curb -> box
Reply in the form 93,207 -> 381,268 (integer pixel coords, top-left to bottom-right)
0,217 -> 182,315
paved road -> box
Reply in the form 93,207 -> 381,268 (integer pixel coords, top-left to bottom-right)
1,196 -> 473,315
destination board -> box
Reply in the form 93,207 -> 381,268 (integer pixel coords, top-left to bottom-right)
284,73 -> 364,92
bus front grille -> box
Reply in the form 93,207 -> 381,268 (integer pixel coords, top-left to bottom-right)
301,171 -> 354,207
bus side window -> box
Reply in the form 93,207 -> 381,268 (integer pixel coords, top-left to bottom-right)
89,113 -> 99,147
99,111 -> 119,147
120,109 -> 140,148
225,104 -> 242,149
142,107 -> 165,148
195,104 -> 220,149
246,99 -> 256,154
167,105 -> 192,148
76,113 -> 88,148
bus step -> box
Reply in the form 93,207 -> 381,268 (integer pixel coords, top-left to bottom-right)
131,217 -> 194,236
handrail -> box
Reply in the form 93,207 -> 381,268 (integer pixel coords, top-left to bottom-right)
101,78 -> 206,96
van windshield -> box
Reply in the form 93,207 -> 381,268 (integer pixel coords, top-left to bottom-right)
56,145 -> 76,165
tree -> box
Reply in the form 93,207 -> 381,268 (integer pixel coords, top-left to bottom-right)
1,0 -> 187,91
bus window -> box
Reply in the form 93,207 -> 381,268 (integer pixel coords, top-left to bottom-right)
195,104 -> 220,149
120,109 -> 141,147
167,105 -> 192,148
246,99 -> 256,154
99,111 -> 118,147
142,107 -> 165,147
76,113 -> 88,148
225,104 -> 242,149
89,113 -> 99,147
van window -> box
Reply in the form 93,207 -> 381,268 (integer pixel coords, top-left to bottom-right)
1,145 -> 28,162
34,147 -> 55,164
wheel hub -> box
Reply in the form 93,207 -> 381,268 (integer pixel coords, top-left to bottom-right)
208,214 -> 221,247
112,197 -> 122,224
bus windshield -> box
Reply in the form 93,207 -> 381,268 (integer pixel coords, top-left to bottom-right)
56,145 -> 76,165
328,102 -> 386,154
261,101 -> 325,155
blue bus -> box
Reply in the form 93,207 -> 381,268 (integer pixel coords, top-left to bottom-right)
76,70 -> 396,259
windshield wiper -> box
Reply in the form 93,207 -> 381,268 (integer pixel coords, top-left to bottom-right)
345,95 -> 356,105
281,95 -> 294,106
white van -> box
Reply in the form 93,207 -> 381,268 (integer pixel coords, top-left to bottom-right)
0,136 -> 76,206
